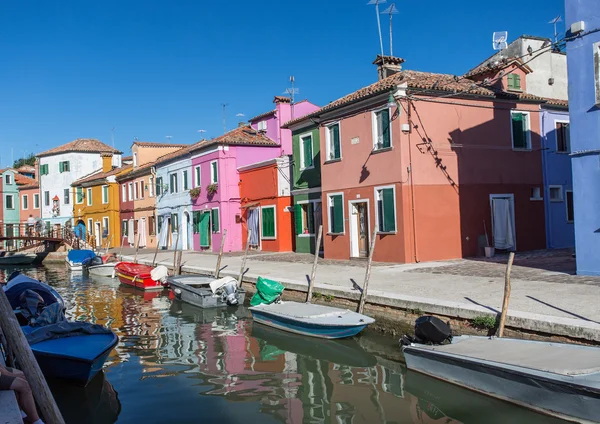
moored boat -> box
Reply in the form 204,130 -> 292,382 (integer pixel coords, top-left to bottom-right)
83,253 -> 118,277
0,252 -> 37,266
114,262 -> 167,291
66,249 -> 96,271
167,275 -> 245,308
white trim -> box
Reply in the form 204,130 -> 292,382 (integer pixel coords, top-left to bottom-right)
247,206 -> 261,249
296,199 -> 321,237
22,194 -> 28,210
260,205 -> 277,240
102,216 -> 109,236
371,106 -> 393,151
128,182 -> 133,201
326,192 -> 345,235
102,185 -> 109,204
348,199 -> 371,258
489,193 -> 517,250
149,176 -> 154,197
4,174 -> 12,185
210,160 -> 218,184
554,119 -> 571,154
530,187 -> 543,201
5,194 -> 14,210
211,206 -> 220,233
87,218 -> 93,234
182,169 -> 189,191
565,190 -> 574,223
298,131 -> 314,170
510,110 -> 532,151
122,184 -> 127,202
33,193 -> 40,209
325,122 -> 342,161
86,188 -> 92,206
548,185 -> 564,202
291,187 -> 322,195
194,165 -> 201,187
190,146 -> 219,160
373,185 -> 397,234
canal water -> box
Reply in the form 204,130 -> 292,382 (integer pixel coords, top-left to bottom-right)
1,264 -> 567,424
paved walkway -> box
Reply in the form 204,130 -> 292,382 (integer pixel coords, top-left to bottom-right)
114,248 -> 600,341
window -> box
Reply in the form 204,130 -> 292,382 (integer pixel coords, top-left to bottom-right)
258,120 -> 267,131
128,182 -> 133,201
566,190 -> 574,223
102,185 -> 109,204
328,194 -> 344,234
22,195 -> 28,210
549,185 -> 563,202
122,184 -> 126,201
171,213 -> 179,232
34,194 -> 39,209
155,177 -> 163,196
195,166 -> 201,186
507,73 -> 521,90
373,108 -> 391,150
530,187 -> 542,200
133,152 -> 138,167
76,187 -> 84,204
87,188 -> 92,206
122,220 -> 128,236
170,173 -> 178,193
138,181 -> 144,199
134,182 -> 139,199
211,208 -> 220,233
261,206 -> 276,239
294,202 -> 315,235
149,215 -> 156,235
44,191 -> 50,206
59,161 -> 70,173
5,194 -> 14,209
5,174 -> 12,185
326,123 -> 341,161
40,164 -> 49,176
375,186 -> 396,233
596,41 -> 600,104
511,111 -> 531,150
64,188 -> 70,205
102,217 -> 109,236
210,161 -> 218,183
299,134 -> 313,169
183,170 -> 189,190
556,121 -> 571,153
149,177 -> 154,197
87,219 -> 93,233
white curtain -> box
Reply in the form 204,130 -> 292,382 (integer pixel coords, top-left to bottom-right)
158,216 -> 169,248
128,219 -> 135,246
139,218 -> 147,248
492,198 -> 515,250
248,209 -> 259,245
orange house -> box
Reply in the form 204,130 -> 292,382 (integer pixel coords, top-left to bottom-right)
238,157 -> 293,252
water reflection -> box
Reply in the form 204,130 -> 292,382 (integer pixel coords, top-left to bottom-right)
0,264 -> 569,424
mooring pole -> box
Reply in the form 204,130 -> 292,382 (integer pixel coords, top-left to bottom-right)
214,229 -> 227,278
358,226 -> 378,314
306,225 -> 323,303
133,233 -> 140,264
497,252 -> 515,338
118,235 -> 126,261
237,229 -> 252,287
172,226 -> 181,273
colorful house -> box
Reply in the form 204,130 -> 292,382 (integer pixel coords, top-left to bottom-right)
0,169 -> 21,247
72,154 -> 132,249
285,56 -> 548,263
565,0 -> 600,275
18,177 -> 40,227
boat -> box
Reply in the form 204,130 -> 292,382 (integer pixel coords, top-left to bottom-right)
167,275 -> 245,308
401,318 -> 600,423
66,249 -> 96,271
114,262 -> 168,291
3,273 -> 118,386
0,252 -> 37,266
84,253 -> 119,277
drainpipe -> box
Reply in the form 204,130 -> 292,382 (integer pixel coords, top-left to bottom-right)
407,101 -> 419,263
541,109 -> 551,248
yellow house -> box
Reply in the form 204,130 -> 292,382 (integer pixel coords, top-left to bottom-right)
72,154 -> 132,249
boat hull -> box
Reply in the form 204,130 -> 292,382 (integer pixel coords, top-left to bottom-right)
115,262 -> 163,291
169,277 -> 245,309
66,260 -> 84,271
0,255 -> 37,266
87,263 -> 116,277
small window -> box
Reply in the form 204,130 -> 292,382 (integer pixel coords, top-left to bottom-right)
44,191 -> 50,206
139,181 -> 144,199
134,182 -> 139,199
507,73 -> 521,90
195,166 -> 201,186
294,202 -> 316,236
211,208 -> 220,233
326,123 -> 341,161
155,177 -> 163,196
64,188 -> 70,205
183,170 -> 189,190
133,152 -> 138,167
261,206 -> 276,239
258,121 -> 267,131
149,215 -> 156,235
511,111 -> 531,150
34,194 -> 39,209
549,186 -> 563,202
328,194 -> 344,234
128,182 -> 133,201
566,191 -> 574,223
122,220 -> 128,237
102,185 -> 109,204
376,187 -> 396,233
22,195 -> 28,210
530,187 -> 542,200
5,195 -> 14,210
4,174 -> 12,185
76,187 -> 84,204
300,134 -> 313,169
210,161 -> 218,184
149,177 -> 154,197
171,213 -> 179,232
102,217 -> 109,235
556,122 -> 571,153
122,184 -> 127,201
40,164 -> 49,176
87,219 -> 93,233
59,161 -> 70,173
170,173 -> 178,193
373,108 -> 391,150
87,188 -> 92,206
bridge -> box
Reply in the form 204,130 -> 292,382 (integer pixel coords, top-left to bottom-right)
0,223 -> 96,251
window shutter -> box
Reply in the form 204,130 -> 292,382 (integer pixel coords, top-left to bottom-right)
261,208 -> 275,238
382,188 -> 396,232
512,113 -> 526,148
507,74 -> 515,89
381,110 -> 390,147
212,162 -> 217,183
303,137 -> 313,167
294,204 -> 303,235
156,178 -> 161,196
59,162 -> 63,172
331,195 -> 343,233
211,209 -> 219,232
333,125 -> 340,158
514,74 -> 521,89
183,171 -> 188,190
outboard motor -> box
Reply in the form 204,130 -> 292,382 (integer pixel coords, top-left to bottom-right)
221,280 -> 239,306
150,265 -> 169,285
400,315 -> 452,346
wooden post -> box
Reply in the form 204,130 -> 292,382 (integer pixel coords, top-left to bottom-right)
175,249 -> 184,275
358,226 -> 378,314
118,235 -> 126,261
0,289 -> 65,424
133,233 -> 140,264
214,229 -> 227,278
172,226 -> 181,273
152,237 -> 161,267
306,225 -> 323,303
237,229 -> 252,287
497,252 -> 515,338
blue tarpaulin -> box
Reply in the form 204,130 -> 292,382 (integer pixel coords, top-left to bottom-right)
67,249 -> 95,264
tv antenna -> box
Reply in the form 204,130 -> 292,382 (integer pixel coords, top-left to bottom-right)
221,103 -> 228,134
548,15 -> 562,45
367,0 -> 386,58
492,31 -> 508,51
197,129 -> 207,139
285,76 -> 300,119
381,3 -> 399,56
166,136 -> 172,143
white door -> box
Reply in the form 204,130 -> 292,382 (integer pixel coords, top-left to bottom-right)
94,222 -> 101,248
182,212 -> 190,250
490,194 -> 516,251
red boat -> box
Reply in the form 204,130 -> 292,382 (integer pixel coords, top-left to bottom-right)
114,262 -> 166,291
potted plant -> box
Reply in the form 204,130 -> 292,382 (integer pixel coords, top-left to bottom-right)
189,187 -> 201,200
206,183 -> 218,196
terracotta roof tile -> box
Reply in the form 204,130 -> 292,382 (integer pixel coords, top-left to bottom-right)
37,138 -> 121,157
543,97 -> 569,108
132,141 -> 189,148
73,164 -> 132,186
19,182 -> 39,189
273,95 -> 291,103
195,125 -> 278,148
15,174 -> 37,186
154,143 -> 202,167
249,109 -> 276,122
17,166 -> 35,173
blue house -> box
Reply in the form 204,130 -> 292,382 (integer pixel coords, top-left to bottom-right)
565,0 -> 600,275
540,101 -> 574,249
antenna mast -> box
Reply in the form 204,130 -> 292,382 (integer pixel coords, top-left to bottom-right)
222,103 -> 228,134
284,77 -> 299,120
548,15 -> 562,46
368,0 -> 386,58
381,3 -> 399,56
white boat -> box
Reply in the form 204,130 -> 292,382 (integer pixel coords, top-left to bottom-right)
402,335 -> 600,423
0,252 -> 37,266
87,263 -> 117,277
167,275 -> 245,308
65,249 -> 96,272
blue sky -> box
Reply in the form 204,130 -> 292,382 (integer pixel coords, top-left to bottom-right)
0,0 -> 564,164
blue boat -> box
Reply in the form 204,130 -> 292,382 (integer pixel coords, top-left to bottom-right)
3,273 -> 118,386
66,249 -> 96,271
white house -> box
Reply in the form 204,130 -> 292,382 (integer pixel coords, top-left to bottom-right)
37,139 -> 122,229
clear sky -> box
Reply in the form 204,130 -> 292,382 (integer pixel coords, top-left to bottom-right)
0,0 -> 565,164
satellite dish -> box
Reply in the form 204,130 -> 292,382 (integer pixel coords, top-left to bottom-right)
492,31 -> 508,51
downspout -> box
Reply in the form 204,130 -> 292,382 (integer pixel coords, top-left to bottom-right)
541,109 -> 552,248
407,101 -> 419,263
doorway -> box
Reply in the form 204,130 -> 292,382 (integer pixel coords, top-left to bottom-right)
94,222 -> 101,248
75,220 -> 86,242
182,211 -> 191,250
349,200 -> 369,258
490,194 -> 516,251
247,208 -> 260,249
199,211 -> 211,248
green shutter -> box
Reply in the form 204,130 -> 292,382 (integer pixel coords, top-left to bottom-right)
507,74 -> 515,89
200,212 -> 210,246
294,204 -> 303,235
261,207 -> 275,238
103,186 -> 108,202
59,162 -> 63,172
156,178 -> 161,196
303,137 -> 313,167
514,74 -> 521,89
211,209 -> 219,232
183,171 -> 188,190
212,162 -> 218,183
381,109 -> 390,148
193,212 -> 199,233
382,188 -> 396,232
331,195 -> 343,233
512,113 -> 526,148
333,125 -> 340,158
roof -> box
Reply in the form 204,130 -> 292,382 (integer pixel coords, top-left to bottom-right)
273,95 -> 291,103
15,174 -> 37,186
73,164 -> 132,186
37,138 -> 121,158
249,109 -> 276,122
153,143 -> 202,167
465,57 -> 533,78
194,125 -> 278,149
18,182 -> 39,190
116,161 -> 155,181
132,141 -> 189,148
542,97 -> 569,108
121,155 -> 133,162
17,166 -> 35,173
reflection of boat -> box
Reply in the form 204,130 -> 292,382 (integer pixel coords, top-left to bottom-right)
402,335 -> 600,423
66,249 -> 96,271
48,371 -> 121,424
167,275 -> 245,308
114,262 -> 166,290
0,252 -> 37,265
251,324 -> 377,368
87,263 -> 117,277
169,299 -> 249,324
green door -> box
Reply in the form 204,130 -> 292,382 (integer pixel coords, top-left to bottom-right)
199,212 -> 210,247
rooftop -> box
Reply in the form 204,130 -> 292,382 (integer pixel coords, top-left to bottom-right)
15,174 -> 37,186
195,125 -> 278,148
73,164 -> 132,186
37,138 -> 121,158
132,141 -> 189,148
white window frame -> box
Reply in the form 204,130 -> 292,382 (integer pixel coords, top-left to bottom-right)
5,194 -> 14,210
5,174 -> 12,185
170,173 -> 178,193
565,190 -> 574,223
133,152 -> 138,167
102,216 -> 109,232
86,188 -> 93,206
195,165 -> 201,187
510,110 -> 532,151
348,198 -> 371,258
44,191 -> 50,207
325,122 -> 342,161
296,199 -> 321,237
210,160 -> 218,184
211,207 -> 220,233
128,182 -> 133,201
122,184 -> 126,201
530,187 -> 543,201
548,185 -> 564,202
22,194 -> 28,210
258,120 -> 267,131
87,218 -> 93,233
554,119 -> 571,154
102,185 -> 109,204
33,193 -> 39,209
149,176 -> 154,197
182,170 -> 189,190
374,184 -> 397,234
371,106 -> 393,151
298,132 -> 314,170
139,180 -> 144,199
260,205 -> 277,240
326,192 -> 345,235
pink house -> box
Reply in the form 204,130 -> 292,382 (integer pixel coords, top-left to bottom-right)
191,96 -> 319,252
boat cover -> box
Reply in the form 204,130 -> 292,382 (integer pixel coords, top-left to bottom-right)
250,276 -> 284,306
115,262 -> 155,279
67,249 -> 96,264
5,279 -> 61,310
25,321 -> 114,345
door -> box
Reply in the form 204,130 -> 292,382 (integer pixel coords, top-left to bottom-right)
247,208 -> 260,248
75,220 -> 86,242
6,225 -> 14,249
350,202 -> 369,258
94,222 -> 101,248
490,195 -> 516,251
199,212 -> 211,247
182,212 -> 190,250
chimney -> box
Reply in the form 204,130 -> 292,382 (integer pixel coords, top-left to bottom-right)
101,153 -> 113,173
238,121 -> 247,128
373,55 -> 405,81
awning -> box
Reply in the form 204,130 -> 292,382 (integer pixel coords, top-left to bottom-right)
240,201 -> 260,209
